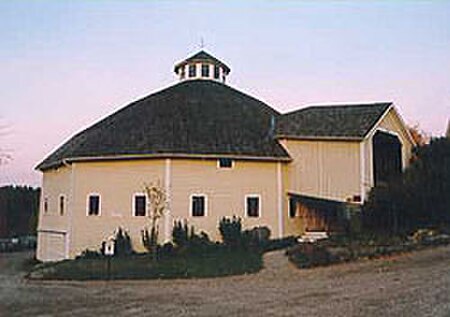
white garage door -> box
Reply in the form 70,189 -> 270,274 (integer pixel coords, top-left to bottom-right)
37,231 -> 67,262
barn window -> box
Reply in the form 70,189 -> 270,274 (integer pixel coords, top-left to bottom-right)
133,194 -> 147,217
246,195 -> 260,218
191,195 -> 206,217
218,158 -> 233,168
59,195 -> 65,215
87,194 -> 100,216
201,64 -> 210,77
188,64 -> 196,77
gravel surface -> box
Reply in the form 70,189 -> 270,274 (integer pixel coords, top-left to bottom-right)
1,246 -> 449,317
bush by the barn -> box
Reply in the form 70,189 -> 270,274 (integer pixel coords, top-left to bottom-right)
363,137 -> 450,234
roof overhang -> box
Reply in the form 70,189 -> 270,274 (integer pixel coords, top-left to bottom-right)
276,134 -> 363,142
36,152 -> 292,171
363,104 -> 416,146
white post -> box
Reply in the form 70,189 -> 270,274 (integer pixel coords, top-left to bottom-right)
277,162 -> 284,238
164,158 -> 172,242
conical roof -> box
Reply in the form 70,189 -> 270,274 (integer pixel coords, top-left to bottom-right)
37,80 -> 289,170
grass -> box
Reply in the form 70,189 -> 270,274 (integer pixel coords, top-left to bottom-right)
29,249 -> 263,280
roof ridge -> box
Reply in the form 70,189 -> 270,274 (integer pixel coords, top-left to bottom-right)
281,102 -> 392,116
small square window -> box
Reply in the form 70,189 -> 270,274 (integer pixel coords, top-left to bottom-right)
188,64 -> 196,78
191,195 -> 206,217
214,66 -> 220,79
218,158 -> 233,168
201,64 -> 210,77
88,195 -> 100,216
134,195 -> 147,217
289,198 -> 297,218
246,196 -> 260,218
59,195 -> 65,215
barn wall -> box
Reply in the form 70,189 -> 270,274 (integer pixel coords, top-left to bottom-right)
170,159 -> 282,241
68,159 -> 166,257
36,166 -> 72,261
281,139 -> 362,202
38,158 -> 285,260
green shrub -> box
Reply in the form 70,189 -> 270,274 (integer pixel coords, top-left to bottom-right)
172,220 -> 190,247
111,227 -> 134,257
264,236 -> 297,252
287,243 -> 336,268
363,137 -> 450,234
77,249 -> 103,259
219,216 -> 243,248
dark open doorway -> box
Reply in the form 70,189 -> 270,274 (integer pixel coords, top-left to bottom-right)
373,131 -> 402,185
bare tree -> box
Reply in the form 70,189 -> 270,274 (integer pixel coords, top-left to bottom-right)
142,180 -> 167,259
0,118 -> 12,165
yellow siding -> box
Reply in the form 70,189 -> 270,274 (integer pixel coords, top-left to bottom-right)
38,159 -> 284,259
69,159 -> 166,257
36,166 -> 72,261
282,139 -> 361,202
170,159 -> 281,241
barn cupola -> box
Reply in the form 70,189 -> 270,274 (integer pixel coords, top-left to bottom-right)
174,50 -> 230,84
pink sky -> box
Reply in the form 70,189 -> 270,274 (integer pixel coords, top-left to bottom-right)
1,1 -> 449,186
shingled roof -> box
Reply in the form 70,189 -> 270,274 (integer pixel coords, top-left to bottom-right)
37,80 -> 290,170
277,103 -> 392,140
174,50 -> 231,74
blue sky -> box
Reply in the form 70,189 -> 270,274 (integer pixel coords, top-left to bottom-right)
1,1 -> 449,186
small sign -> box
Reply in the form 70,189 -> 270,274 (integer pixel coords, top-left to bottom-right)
104,238 -> 115,256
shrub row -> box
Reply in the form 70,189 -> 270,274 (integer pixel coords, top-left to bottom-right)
287,230 -> 450,269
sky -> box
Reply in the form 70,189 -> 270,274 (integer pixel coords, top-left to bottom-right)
0,1 -> 449,187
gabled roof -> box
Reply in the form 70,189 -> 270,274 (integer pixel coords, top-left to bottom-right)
37,80 -> 289,171
277,102 -> 392,140
174,50 -> 230,74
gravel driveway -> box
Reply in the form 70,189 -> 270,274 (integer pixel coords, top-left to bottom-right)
1,246 -> 449,317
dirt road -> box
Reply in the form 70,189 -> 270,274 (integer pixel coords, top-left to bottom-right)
1,246 -> 449,316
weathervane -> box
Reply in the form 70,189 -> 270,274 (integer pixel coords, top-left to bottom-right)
200,37 -> 205,49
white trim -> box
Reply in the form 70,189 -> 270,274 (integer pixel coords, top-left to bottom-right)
359,142 -> 366,203
368,137 -> 374,188
364,104 -> 393,140
189,194 -> 208,217
132,192 -> 148,217
276,162 -> 283,238
58,194 -> 66,216
365,105 -> 415,146
245,194 -> 262,218
375,127 -> 400,138
86,193 -> 101,216
164,159 -> 172,242
65,163 -> 75,259
216,158 -> 235,169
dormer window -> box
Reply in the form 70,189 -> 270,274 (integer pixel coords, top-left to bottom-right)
188,64 -> 196,78
180,66 -> 185,79
201,64 -> 210,77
